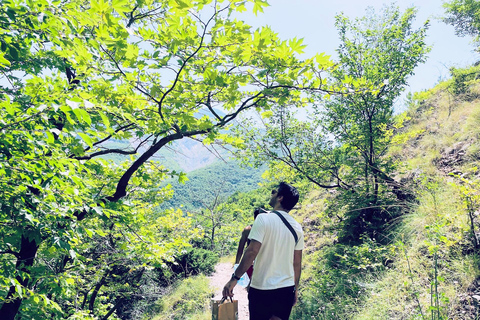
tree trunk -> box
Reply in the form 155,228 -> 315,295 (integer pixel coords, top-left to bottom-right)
0,234 -> 39,320
373,170 -> 379,205
211,226 -> 215,251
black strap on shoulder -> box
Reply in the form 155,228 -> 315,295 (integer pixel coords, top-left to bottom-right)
272,211 -> 298,245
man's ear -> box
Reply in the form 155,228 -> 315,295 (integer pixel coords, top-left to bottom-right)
277,195 -> 284,204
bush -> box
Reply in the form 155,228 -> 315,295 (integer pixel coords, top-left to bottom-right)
156,247 -> 219,285
330,187 -> 404,245
450,65 -> 480,95
178,247 -> 219,277
292,240 -> 397,320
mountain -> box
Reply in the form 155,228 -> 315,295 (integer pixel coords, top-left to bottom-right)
156,139 -> 229,172
160,160 -> 265,212
99,134 -> 230,173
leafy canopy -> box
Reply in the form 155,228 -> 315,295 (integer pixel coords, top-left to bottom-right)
0,0 -> 335,319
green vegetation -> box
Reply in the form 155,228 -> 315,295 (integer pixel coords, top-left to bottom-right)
1,0 -> 480,319
237,5 -> 431,244
0,0 -> 338,318
160,161 -> 265,211
289,64 -> 480,319
152,276 -> 213,320
443,0 -> 480,48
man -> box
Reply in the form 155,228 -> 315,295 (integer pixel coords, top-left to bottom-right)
223,182 -> 304,320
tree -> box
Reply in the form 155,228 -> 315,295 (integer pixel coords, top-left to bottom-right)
324,5 -> 430,204
236,5 -> 430,243
0,0 -> 333,318
443,0 -> 480,48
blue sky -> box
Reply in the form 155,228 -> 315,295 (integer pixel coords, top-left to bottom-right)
238,0 -> 478,107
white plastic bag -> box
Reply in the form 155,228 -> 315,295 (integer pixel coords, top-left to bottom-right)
233,264 -> 250,287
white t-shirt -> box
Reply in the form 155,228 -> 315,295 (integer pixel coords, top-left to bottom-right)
248,210 -> 304,290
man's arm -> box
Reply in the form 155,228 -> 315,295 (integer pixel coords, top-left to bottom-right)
293,249 -> 302,306
223,240 -> 261,298
234,227 -> 250,264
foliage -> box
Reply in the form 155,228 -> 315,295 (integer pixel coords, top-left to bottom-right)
449,64 -> 480,95
0,0 -> 335,318
443,0 -> 480,48
189,183 -> 274,256
450,169 -> 480,251
157,247 -> 219,283
292,239 -> 397,320
152,275 -> 213,320
160,160 -> 265,211
323,4 -> 430,201
290,55 -> 480,319
236,5 -> 430,244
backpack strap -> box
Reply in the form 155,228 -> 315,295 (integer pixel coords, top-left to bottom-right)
272,211 -> 298,245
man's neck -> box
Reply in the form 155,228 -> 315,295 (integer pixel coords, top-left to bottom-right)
272,204 -> 287,212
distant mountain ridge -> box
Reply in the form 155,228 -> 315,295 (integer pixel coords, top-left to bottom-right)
157,138 -> 229,172
160,160 -> 265,212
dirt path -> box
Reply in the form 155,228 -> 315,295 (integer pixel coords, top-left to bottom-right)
208,262 -> 250,320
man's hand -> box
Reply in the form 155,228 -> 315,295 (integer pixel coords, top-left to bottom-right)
225,239 -> 260,298
222,278 -> 237,298
293,289 -> 298,306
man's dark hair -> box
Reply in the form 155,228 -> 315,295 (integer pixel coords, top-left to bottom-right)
277,182 -> 299,211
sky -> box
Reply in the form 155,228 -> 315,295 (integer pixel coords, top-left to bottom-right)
236,0 -> 478,110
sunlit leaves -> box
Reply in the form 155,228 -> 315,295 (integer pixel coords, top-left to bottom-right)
0,52 -> 10,67
0,0 -> 337,317
288,37 -> 307,54
443,0 -> 480,42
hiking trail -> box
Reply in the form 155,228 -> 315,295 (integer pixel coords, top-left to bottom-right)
208,262 -> 249,319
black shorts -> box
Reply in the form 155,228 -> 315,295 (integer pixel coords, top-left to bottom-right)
248,285 -> 295,320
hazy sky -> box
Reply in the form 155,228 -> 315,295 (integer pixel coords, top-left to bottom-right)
237,0 -> 478,107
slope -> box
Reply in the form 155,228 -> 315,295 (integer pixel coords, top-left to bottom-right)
290,65 -> 480,320
160,160 -> 266,212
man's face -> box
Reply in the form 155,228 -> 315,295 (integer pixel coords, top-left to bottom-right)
269,189 -> 278,208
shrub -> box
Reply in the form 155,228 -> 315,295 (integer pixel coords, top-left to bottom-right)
450,65 -> 480,95
292,239 -> 397,319
157,247 -> 219,285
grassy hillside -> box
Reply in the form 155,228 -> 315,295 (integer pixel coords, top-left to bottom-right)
290,66 -> 480,320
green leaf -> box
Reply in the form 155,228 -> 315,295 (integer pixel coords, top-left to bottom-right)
46,131 -> 55,144
95,229 -> 107,236
77,132 -> 93,148
261,110 -> 273,118
85,228 -> 93,237
0,52 -> 10,67
6,8 -> 16,21
16,283 -> 23,299
98,111 -> 111,129
252,0 -> 268,15
72,108 -> 92,126
178,172 -> 189,184
112,0 -> 130,13
8,46 -> 18,61
288,37 -> 307,54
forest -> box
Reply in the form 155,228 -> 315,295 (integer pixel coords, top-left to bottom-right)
0,0 -> 479,319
